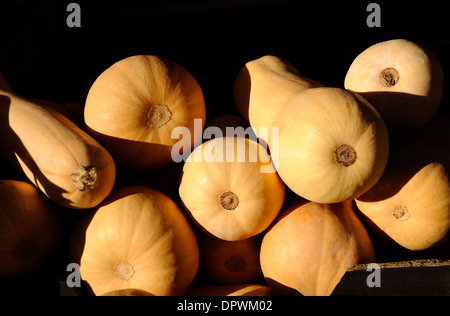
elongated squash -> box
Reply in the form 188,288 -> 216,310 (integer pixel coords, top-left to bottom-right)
274,87 -> 389,203
234,55 -> 322,147
234,56 -> 389,203
0,90 -> 115,209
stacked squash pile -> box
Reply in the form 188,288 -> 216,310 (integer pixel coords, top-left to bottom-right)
0,39 -> 448,296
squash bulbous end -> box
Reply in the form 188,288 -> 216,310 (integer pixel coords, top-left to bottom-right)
147,104 -> 172,128
334,144 -> 357,167
393,205 -> 411,221
219,191 -> 239,211
71,166 -> 99,191
379,67 -> 400,87
114,262 -> 135,281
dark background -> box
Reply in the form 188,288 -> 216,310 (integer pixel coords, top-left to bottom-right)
0,0 -> 449,296
0,0 -> 449,122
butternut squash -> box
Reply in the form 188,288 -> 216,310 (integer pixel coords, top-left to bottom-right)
70,186 -> 199,296
260,199 -> 374,296
0,90 -> 116,209
30,98 -> 85,128
234,56 -> 389,203
355,141 -> 450,251
234,55 -> 322,147
275,87 -> 389,203
179,136 -> 285,241
345,39 -> 444,136
84,55 -> 206,171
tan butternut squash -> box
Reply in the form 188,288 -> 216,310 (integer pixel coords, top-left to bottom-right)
70,186 -> 199,296
275,87 -> 389,203
355,141 -> 450,251
179,136 -> 285,241
30,98 -> 84,128
234,56 -> 389,203
260,199 -> 374,296
84,55 -> 206,171
0,90 -> 115,209
345,39 -> 444,136
234,55 -> 322,147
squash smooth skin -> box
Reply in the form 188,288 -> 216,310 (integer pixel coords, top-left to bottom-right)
84,55 -> 206,172
260,199 -> 375,296
234,55 -> 322,147
179,136 -> 285,241
275,87 -> 389,204
345,39 -> 444,137
355,141 -> 450,251
234,55 -> 389,204
70,186 -> 199,296
0,180 -> 63,279
0,90 -> 116,209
